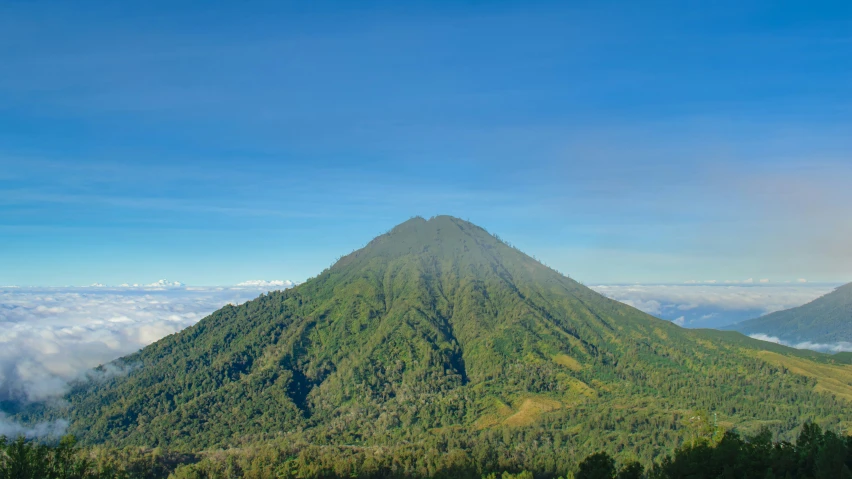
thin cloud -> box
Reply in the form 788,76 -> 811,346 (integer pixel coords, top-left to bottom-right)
0,412 -> 68,439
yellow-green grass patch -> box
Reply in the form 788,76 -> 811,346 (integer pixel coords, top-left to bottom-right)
755,351 -> 852,402
552,354 -> 583,371
503,397 -> 563,427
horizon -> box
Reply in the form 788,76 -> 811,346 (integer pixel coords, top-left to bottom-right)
1,212 -> 848,287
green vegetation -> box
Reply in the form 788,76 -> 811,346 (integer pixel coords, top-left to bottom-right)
577,422 -> 852,479
3,422 -> 849,478
0,436 -> 95,479
0,435 -> 188,479
730,282 -> 852,344
12,216 -> 852,468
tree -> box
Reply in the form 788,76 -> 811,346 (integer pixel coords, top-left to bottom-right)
617,461 -> 644,479
576,452 -> 615,479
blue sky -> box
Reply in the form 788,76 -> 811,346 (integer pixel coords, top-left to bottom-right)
1,0 -> 851,286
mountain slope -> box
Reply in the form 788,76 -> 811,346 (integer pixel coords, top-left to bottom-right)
19,216 -> 852,461
729,282 -> 852,346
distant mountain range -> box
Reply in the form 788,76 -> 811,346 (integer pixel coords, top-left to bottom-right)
728,282 -> 852,348
16,216 -> 852,466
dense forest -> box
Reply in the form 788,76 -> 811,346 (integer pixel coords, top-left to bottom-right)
3,422 -> 850,478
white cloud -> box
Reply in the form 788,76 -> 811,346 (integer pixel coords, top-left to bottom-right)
759,279 -> 770,283
144,279 -> 184,288
234,280 -> 294,288
749,334 -> 784,344
591,283 -> 833,316
673,316 -> 685,326
749,334 -> 852,353
797,278 -> 808,283
0,282 -> 295,405
0,412 -> 68,439
615,298 -> 662,316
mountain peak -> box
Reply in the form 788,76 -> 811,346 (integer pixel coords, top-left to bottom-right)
333,215 -> 510,273
31,218 -> 851,458
381,215 -> 490,242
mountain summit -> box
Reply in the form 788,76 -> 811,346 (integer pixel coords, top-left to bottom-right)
28,216 -> 851,460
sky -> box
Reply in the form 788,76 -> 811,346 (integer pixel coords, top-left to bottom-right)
2,0 -> 852,286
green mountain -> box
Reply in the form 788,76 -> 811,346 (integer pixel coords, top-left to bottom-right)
19,216 -> 852,464
729,282 -> 852,346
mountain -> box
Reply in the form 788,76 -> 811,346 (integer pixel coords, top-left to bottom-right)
728,282 -> 852,347
17,216 -> 852,465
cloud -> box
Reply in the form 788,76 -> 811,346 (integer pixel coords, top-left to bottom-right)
144,279 -> 184,288
592,283 -> 832,315
0,283 -> 295,406
797,278 -> 808,283
749,334 -> 852,353
0,412 -> 68,439
673,316 -> 685,326
591,283 -> 835,328
234,280 -> 294,288
612,298 -> 663,316
759,279 -> 770,283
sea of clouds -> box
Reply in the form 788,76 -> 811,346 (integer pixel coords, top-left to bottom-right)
590,282 -> 838,330
0,281 -> 295,411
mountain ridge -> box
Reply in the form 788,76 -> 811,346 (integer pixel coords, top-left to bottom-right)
728,282 -> 852,346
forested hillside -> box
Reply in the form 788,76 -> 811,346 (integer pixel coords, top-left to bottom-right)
730,282 -> 852,344
15,216 -> 852,467
3,422 -> 850,478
